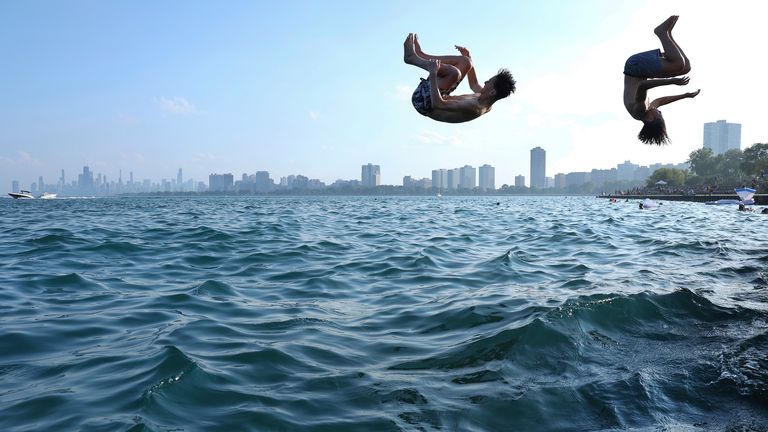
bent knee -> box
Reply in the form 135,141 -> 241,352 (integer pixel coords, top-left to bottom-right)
438,64 -> 462,80
457,55 -> 472,72
681,63 -> 691,74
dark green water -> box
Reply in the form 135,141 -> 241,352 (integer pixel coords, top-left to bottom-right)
1,196 -> 766,431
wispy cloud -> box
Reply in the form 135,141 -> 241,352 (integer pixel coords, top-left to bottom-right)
155,96 -> 196,114
0,151 -> 43,167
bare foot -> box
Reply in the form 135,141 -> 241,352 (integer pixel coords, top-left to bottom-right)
654,15 -> 678,36
403,33 -> 417,64
414,33 -> 427,57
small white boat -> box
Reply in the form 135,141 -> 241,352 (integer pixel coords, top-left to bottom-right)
8,190 -> 34,199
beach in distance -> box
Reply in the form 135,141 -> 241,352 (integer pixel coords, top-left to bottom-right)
1,195 -> 767,431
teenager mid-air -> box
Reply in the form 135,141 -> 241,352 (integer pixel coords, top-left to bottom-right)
403,33 -> 515,123
623,15 -> 700,145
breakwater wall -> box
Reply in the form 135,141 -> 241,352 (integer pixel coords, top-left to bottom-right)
599,194 -> 768,205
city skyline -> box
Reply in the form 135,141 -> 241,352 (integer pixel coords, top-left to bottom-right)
2,1 -> 767,192
9,150 -> 694,196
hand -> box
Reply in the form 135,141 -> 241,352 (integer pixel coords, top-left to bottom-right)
454,45 -> 471,59
688,89 -> 701,98
674,76 -> 690,85
428,59 -> 441,74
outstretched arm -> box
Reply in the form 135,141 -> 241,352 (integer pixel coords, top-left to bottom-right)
455,45 -> 483,93
639,76 -> 689,91
650,89 -> 701,109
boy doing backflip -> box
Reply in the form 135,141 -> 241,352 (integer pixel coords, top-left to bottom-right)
403,33 -> 515,123
623,15 -> 700,145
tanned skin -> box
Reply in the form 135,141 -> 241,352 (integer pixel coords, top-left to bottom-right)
404,33 -> 503,123
623,16 -> 700,124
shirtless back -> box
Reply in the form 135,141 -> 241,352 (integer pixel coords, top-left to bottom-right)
427,95 -> 489,123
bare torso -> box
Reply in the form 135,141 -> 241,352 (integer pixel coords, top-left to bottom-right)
623,75 -> 649,120
427,94 -> 490,123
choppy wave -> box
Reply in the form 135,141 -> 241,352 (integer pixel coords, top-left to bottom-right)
1,196 -> 767,431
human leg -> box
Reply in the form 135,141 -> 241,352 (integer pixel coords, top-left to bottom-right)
404,33 -> 464,91
654,16 -> 690,76
413,34 -> 472,77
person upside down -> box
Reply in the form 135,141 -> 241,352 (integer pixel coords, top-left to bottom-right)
403,33 -> 515,123
623,15 -> 700,145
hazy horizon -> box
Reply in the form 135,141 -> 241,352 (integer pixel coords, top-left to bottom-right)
2,0 -> 766,190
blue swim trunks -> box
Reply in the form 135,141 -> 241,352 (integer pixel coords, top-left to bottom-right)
624,49 -> 663,77
411,76 -> 464,116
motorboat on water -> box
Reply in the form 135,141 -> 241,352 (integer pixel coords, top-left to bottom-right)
8,190 -> 34,199
705,187 -> 756,205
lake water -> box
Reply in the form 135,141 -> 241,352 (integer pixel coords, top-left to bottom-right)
1,196 -> 767,431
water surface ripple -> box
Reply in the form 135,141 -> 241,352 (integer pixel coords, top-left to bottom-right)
1,196 -> 767,431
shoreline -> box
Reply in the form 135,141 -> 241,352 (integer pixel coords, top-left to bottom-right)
599,193 -> 767,205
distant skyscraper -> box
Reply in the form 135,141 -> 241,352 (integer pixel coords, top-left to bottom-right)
11,180 -> 19,193
254,171 -> 272,192
530,147 -> 546,188
514,175 -> 525,187
703,120 -> 741,155
459,165 -> 476,190
447,168 -> 460,190
478,164 -> 495,191
566,172 -> 589,187
78,166 -> 94,190
431,169 -> 447,191
38,176 -> 44,193
177,168 -> 183,187
361,163 -> 381,187
554,173 -> 566,189
545,177 -> 555,188
209,173 -> 234,192
616,160 -> 638,181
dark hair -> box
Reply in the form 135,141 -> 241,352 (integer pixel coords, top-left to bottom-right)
493,68 -> 516,100
638,116 -> 669,145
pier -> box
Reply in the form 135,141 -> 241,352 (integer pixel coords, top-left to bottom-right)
599,194 -> 768,205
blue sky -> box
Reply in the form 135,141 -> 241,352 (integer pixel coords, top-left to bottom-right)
2,0 -> 766,189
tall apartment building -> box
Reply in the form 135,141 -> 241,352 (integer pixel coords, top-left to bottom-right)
431,169 -> 447,191
478,164 -> 495,191
703,120 -> 741,155
530,147 -> 546,188
514,175 -> 525,187
209,173 -> 234,191
447,168 -> 460,191
361,163 -> 381,187
616,160 -> 638,181
554,173 -> 566,189
459,165 -> 476,190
